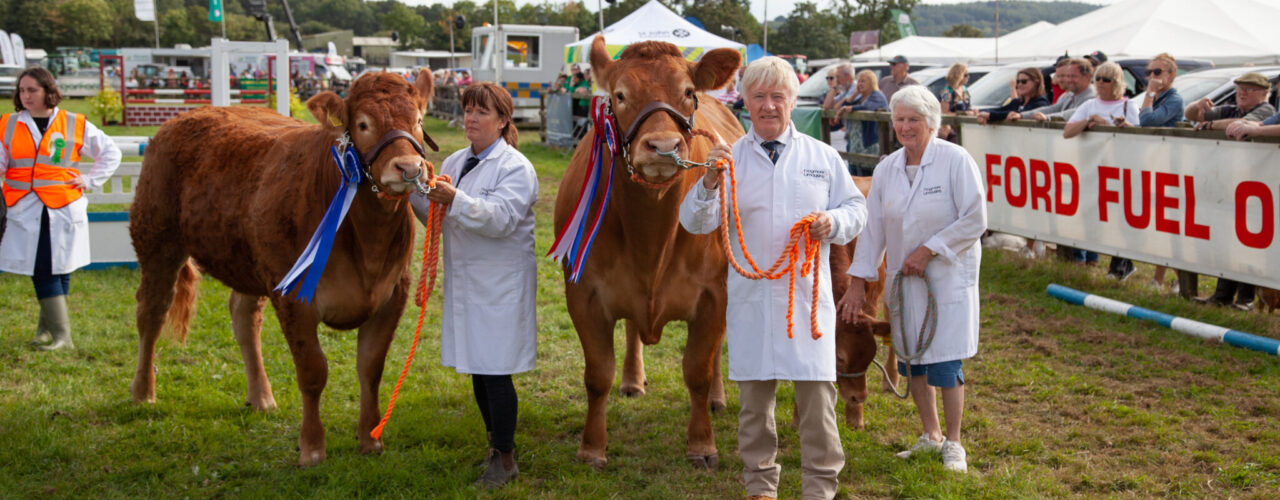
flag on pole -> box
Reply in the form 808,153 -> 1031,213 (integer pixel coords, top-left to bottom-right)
889,9 -> 917,38
208,0 -> 223,22
134,0 -> 155,22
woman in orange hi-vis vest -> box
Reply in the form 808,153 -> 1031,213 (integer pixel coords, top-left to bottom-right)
0,67 -> 121,351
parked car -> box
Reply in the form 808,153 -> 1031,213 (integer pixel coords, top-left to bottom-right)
968,57 -> 1213,110
0,64 -> 21,96
1169,65 -> 1280,109
908,65 -> 998,100
797,61 -> 935,104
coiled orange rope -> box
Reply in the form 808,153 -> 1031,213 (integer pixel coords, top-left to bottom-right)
370,167 -> 449,440
693,129 -> 825,340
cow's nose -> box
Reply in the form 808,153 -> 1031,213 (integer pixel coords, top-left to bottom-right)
645,137 -> 680,154
393,158 -> 423,180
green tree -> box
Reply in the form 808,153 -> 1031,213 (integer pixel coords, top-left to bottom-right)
943,23 -> 983,38
6,0 -> 58,50
159,8 -> 195,47
678,0 -> 761,45
381,1 -> 427,48
831,0 -> 922,46
770,1 -> 846,59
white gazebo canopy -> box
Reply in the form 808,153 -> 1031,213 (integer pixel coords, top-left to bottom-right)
563,0 -> 745,64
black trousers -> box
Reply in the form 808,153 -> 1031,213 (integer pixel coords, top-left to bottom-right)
472,374 -> 518,453
32,208 -> 71,299
1211,279 -> 1255,306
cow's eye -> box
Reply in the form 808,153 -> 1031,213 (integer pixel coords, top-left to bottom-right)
359,122 -> 368,131
685,88 -> 694,99
614,92 -> 625,103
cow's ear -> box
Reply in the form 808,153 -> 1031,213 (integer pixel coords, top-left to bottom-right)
692,48 -> 741,91
413,68 -> 434,114
588,35 -> 611,87
307,92 -> 346,130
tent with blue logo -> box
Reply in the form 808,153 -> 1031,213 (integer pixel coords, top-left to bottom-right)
563,0 -> 745,64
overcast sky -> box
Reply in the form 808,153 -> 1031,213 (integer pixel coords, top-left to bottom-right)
407,0 -> 1121,22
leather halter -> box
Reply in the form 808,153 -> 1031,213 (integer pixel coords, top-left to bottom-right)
620,100 -> 698,149
362,129 -> 438,167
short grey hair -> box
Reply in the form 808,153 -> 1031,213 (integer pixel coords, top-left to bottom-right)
835,62 -> 855,78
741,56 -> 799,99
889,85 -> 941,131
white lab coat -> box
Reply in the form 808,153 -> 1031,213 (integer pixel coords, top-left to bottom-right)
410,139 -> 538,375
680,124 -> 867,381
849,138 -> 987,365
0,108 -> 122,275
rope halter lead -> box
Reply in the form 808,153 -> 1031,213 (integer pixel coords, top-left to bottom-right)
342,125 -> 440,196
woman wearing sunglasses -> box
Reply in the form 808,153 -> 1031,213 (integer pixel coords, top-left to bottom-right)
1106,53 -> 1185,287
1062,62 -> 1140,138
975,68 -> 1050,125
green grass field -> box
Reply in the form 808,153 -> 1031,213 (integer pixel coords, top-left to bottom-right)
1,101 -> 1278,498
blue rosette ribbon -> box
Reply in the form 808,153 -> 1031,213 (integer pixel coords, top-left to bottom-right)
274,144 -> 364,303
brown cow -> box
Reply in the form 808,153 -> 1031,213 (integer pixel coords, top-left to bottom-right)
831,176 -> 895,429
128,70 -> 435,465
554,37 -> 742,469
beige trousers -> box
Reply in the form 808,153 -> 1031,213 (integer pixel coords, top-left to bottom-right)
738,380 -> 845,499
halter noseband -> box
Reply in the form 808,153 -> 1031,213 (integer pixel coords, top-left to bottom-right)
350,127 -> 440,195
613,97 -> 699,180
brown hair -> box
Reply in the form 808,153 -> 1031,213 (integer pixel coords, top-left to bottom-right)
1151,52 -> 1178,76
1068,58 -> 1094,79
13,67 -> 62,112
460,82 -> 518,148
1017,67 -> 1045,100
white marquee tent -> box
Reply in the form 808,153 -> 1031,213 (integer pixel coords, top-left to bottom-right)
854,21 -> 1056,65
991,0 -> 1280,65
563,0 -> 745,64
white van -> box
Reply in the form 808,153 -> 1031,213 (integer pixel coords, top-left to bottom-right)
471,24 -> 580,122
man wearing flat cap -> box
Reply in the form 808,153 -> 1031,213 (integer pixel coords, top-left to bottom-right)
1186,72 -> 1276,131
878,55 -> 918,101
1186,71 -> 1276,312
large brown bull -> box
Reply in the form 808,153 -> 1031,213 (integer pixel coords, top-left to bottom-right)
128,70 -> 435,465
554,37 -> 742,469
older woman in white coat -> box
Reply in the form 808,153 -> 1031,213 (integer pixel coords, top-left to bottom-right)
681,56 -> 867,500
837,85 -> 987,474
410,82 -> 538,488
1,67 -> 121,351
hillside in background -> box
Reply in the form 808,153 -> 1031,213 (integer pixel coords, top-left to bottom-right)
914,1 -> 1102,37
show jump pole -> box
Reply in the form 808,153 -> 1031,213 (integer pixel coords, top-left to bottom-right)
1046,284 -> 1280,357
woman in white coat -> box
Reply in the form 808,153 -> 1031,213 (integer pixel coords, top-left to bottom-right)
1,67 -> 122,351
410,82 -> 537,488
837,85 -> 987,474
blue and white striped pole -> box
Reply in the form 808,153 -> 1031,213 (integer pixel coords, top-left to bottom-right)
1047,284 -> 1280,357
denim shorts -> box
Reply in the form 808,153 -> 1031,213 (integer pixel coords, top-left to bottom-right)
897,359 -> 965,388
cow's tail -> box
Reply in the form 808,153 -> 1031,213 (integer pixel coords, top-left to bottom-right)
164,259 -> 202,343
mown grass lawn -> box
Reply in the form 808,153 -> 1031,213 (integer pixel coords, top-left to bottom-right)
1,105 -> 1278,498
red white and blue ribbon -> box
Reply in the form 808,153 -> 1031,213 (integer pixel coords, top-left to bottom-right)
275,141 -> 364,302
548,96 -> 619,283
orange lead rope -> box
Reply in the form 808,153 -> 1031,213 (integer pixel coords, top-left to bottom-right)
691,129 -> 825,340
371,167 -> 450,440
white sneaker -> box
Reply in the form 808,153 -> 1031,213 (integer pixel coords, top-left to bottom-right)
942,440 -> 967,473
895,434 -> 943,459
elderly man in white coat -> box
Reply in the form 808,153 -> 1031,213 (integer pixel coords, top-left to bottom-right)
838,84 -> 987,474
1,67 -> 122,351
680,56 -> 867,500
411,82 -> 537,488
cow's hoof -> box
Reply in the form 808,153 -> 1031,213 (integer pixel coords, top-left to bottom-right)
130,380 -> 155,404
577,449 -> 607,471
244,396 -> 277,412
688,454 -> 719,470
359,439 -> 384,455
710,397 -> 727,413
298,449 -> 326,467
619,385 -> 646,398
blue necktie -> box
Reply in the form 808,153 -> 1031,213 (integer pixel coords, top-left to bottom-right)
761,140 -> 782,164
458,156 -> 481,183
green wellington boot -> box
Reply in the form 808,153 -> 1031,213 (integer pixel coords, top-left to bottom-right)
28,302 -> 52,345
37,295 -> 73,351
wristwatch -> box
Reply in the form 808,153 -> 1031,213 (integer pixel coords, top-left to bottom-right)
929,248 -> 938,257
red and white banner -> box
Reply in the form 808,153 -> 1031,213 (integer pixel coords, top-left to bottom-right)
963,126 -> 1280,290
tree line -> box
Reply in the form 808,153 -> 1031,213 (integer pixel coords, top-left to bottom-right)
5,0 -> 933,61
